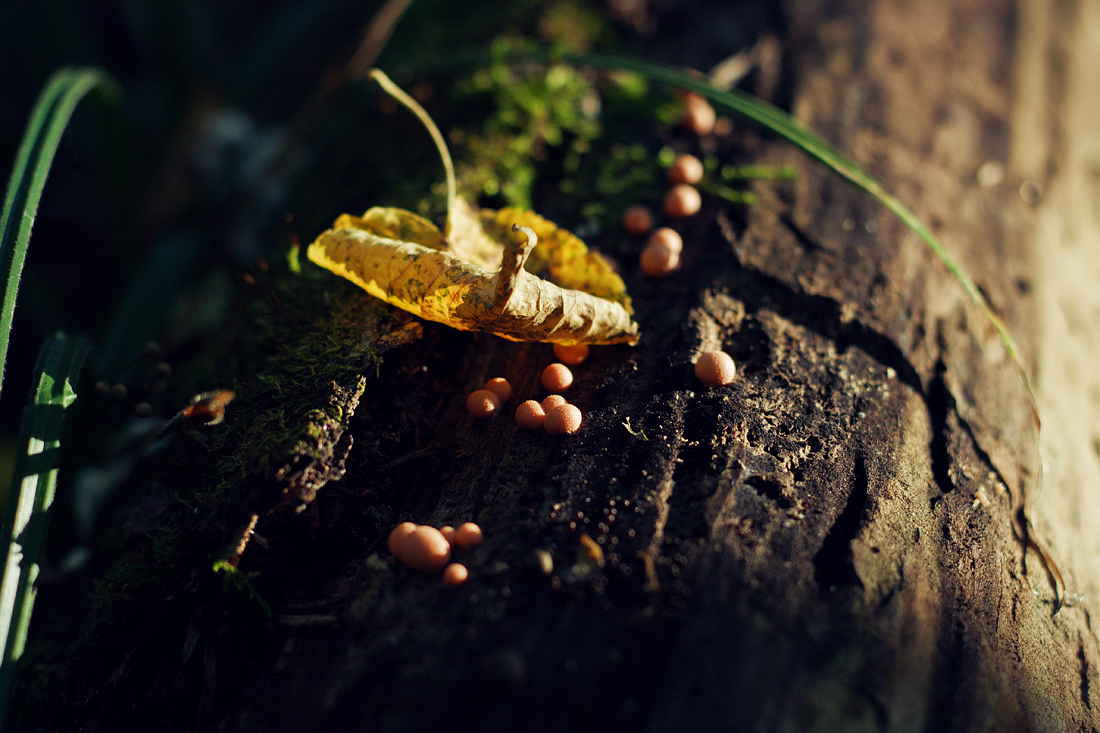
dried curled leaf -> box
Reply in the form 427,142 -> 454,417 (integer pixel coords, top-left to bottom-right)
339,208 -> 445,251
480,207 -> 633,312
445,195 -> 503,268
306,68 -> 639,346
308,205 -> 639,345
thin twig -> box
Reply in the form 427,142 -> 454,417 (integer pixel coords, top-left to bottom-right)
346,0 -> 416,79
269,0 -> 416,175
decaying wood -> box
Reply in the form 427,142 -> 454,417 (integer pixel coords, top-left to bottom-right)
18,0 -> 1100,730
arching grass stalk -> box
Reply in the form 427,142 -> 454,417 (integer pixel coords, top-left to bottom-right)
0,67 -> 118,726
552,51 -> 1062,610
0,67 -> 117,396
0,332 -> 90,725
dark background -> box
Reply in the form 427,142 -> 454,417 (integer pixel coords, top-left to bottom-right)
0,0 -> 779,453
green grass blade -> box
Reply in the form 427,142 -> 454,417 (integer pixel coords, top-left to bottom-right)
0,71 -> 75,252
0,332 -> 90,723
561,52 -> 1038,420
0,67 -> 118,398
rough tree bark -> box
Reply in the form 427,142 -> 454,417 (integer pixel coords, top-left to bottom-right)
19,0 -> 1100,730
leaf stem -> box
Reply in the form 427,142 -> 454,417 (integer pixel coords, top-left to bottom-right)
368,69 -> 457,223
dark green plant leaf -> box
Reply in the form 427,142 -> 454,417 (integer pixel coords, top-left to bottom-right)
0,332 -> 90,723
0,67 -> 118,397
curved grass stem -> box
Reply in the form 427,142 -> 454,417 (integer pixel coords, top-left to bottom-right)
0,332 -> 90,724
368,68 -> 457,223
0,67 -> 117,396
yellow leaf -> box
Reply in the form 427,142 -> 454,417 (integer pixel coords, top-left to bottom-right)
305,69 -> 640,346
308,215 -> 639,345
340,207 -> 446,251
445,195 -> 504,269
481,207 -> 633,314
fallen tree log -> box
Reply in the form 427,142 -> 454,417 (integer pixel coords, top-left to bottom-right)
16,0 -> 1100,730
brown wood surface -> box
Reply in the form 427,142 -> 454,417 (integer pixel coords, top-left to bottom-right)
19,0 -> 1100,730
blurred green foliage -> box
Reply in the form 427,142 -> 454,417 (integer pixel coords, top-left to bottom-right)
452,42 -> 602,209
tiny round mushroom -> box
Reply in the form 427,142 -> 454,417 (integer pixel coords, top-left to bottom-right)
541,363 -> 574,392
552,343 -> 589,366
541,395 -> 568,412
455,522 -> 484,550
648,227 -> 683,254
667,154 -> 704,185
440,525 -> 457,544
442,563 -> 469,587
640,241 -> 679,278
467,389 -> 502,417
399,526 -> 452,572
515,400 -> 547,429
484,377 -> 512,402
442,563 -> 469,586
682,92 -> 716,135
694,350 -> 737,387
544,403 -> 583,435
664,184 -> 701,218
621,205 -> 654,236
387,522 -> 418,555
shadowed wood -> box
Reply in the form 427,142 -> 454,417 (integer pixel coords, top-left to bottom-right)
16,0 -> 1100,730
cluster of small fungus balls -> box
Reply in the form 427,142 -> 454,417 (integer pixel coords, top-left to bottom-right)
623,92 -> 716,278
624,93 -> 739,388
464,92 -> 735,431
466,342 -> 589,434
388,520 -> 484,586
395,92 -> 737,592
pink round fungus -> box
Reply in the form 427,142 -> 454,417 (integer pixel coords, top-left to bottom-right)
544,404 -> 583,435
388,522 -> 418,555
399,526 -> 452,572
621,205 -> 654,236
515,400 -> 547,429
682,92 -> 716,135
541,395 -> 568,412
694,351 -> 737,387
552,343 -> 589,366
467,389 -> 502,417
640,242 -> 679,278
541,363 -> 574,392
484,377 -> 512,402
663,184 -> 702,218
443,563 -> 469,587
455,522 -> 484,550
648,227 -> 683,254
667,154 -> 704,185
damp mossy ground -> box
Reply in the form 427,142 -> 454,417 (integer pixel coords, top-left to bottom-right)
16,5 -> 704,724
76,267 -> 408,642
58,23 -> 680,647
